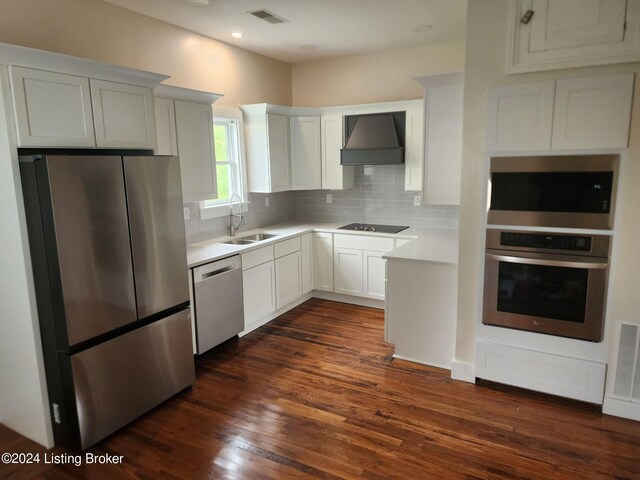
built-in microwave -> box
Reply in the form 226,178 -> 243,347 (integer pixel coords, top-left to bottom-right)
488,155 -> 619,229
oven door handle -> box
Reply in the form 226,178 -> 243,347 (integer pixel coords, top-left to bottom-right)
486,253 -> 609,270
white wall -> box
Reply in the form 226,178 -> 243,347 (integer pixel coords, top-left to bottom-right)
456,0 -> 640,401
0,68 -> 53,447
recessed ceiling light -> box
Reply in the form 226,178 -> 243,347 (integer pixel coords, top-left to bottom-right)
301,44 -> 317,50
414,24 -> 433,32
186,0 -> 209,5
232,32 -> 243,38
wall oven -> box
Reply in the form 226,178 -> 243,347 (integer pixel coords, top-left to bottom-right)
483,229 -> 611,342
488,155 -> 618,229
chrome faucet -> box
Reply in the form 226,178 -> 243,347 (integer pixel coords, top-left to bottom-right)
228,193 -> 245,236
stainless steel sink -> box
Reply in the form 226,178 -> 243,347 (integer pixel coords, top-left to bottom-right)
222,233 -> 278,245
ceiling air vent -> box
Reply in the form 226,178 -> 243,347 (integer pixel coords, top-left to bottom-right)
248,9 -> 288,24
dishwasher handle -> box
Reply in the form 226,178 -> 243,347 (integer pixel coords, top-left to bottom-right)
193,255 -> 242,284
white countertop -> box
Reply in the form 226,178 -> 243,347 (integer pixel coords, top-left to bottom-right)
187,222 -> 458,269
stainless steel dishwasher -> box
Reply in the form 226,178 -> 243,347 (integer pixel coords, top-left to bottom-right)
192,255 -> 244,354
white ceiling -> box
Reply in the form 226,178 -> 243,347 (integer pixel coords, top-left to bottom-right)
102,0 -> 467,63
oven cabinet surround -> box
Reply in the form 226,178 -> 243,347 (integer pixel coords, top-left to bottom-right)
475,341 -> 607,404
507,0 -> 640,73
486,73 -> 635,152
153,85 -> 222,202
416,72 -> 464,205
9,65 -> 164,149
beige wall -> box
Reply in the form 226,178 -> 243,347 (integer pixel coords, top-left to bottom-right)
0,0 -> 292,107
457,0 -> 640,381
292,40 -> 465,107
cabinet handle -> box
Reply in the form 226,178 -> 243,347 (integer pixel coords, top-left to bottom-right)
520,9 -> 534,24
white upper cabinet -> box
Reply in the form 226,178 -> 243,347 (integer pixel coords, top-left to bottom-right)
90,79 -> 156,149
174,100 -> 217,202
290,116 -> 321,190
508,0 -> 640,73
241,104 -> 291,193
153,97 -> 178,156
9,67 -> 95,148
153,85 -> 222,202
403,105 -> 425,192
321,114 -> 354,190
417,72 -> 464,205
486,81 -> 556,152
551,73 -> 635,150
486,74 -> 634,152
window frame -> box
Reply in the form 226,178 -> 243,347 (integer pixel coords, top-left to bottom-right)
199,107 -> 249,220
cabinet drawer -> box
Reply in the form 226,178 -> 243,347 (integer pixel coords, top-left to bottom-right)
241,245 -> 274,270
334,234 -> 395,252
274,237 -> 301,258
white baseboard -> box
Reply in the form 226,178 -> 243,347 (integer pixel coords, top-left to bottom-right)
392,353 -> 451,371
603,397 -> 640,421
451,359 -> 475,383
312,290 -> 385,309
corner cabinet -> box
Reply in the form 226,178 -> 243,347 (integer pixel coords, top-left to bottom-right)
313,232 -> 334,291
153,85 -> 223,203
508,0 -> 640,73
290,116 -> 322,190
9,66 -> 159,149
486,73 -> 635,152
240,104 -> 291,193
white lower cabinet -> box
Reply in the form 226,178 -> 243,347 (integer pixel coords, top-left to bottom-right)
275,251 -> 302,309
313,232 -> 333,291
334,247 -> 364,297
242,261 -> 276,325
363,251 -> 386,300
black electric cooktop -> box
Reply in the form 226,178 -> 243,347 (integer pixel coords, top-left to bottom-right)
338,223 -> 409,234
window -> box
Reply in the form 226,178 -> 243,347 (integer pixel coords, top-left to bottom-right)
200,111 -> 246,219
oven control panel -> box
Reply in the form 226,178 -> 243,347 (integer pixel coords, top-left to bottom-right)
500,232 -> 591,252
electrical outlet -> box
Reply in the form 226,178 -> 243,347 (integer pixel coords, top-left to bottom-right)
326,193 -> 332,204
183,207 -> 190,220
265,197 -> 270,207
414,195 -> 422,207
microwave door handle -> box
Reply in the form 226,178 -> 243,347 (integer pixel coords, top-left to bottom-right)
486,254 -> 609,270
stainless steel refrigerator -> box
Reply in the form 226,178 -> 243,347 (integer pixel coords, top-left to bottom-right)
20,152 -> 195,450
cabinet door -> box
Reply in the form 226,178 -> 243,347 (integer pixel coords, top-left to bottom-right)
363,251 -> 386,300
290,116 -> 321,190
90,79 -> 156,149
404,108 -> 424,192
174,100 -> 218,202
334,247 -> 363,297
300,233 -> 313,294
267,114 -> 291,192
424,84 -> 463,205
154,97 -> 178,156
510,0 -> 639,72
551,73 -> 634,150
313,232 -> 333,292
321,115 -> 354,190
486,81 -> 555,152
9,67 -> 95,147
243,261 -> 276,325
275,251 -> 302,309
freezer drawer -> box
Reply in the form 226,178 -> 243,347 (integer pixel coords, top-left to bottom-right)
70,309 -> 194,449
193,256 -> 244,353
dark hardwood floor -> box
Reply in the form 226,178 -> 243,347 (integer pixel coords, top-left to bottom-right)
2,298 -> 640,479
